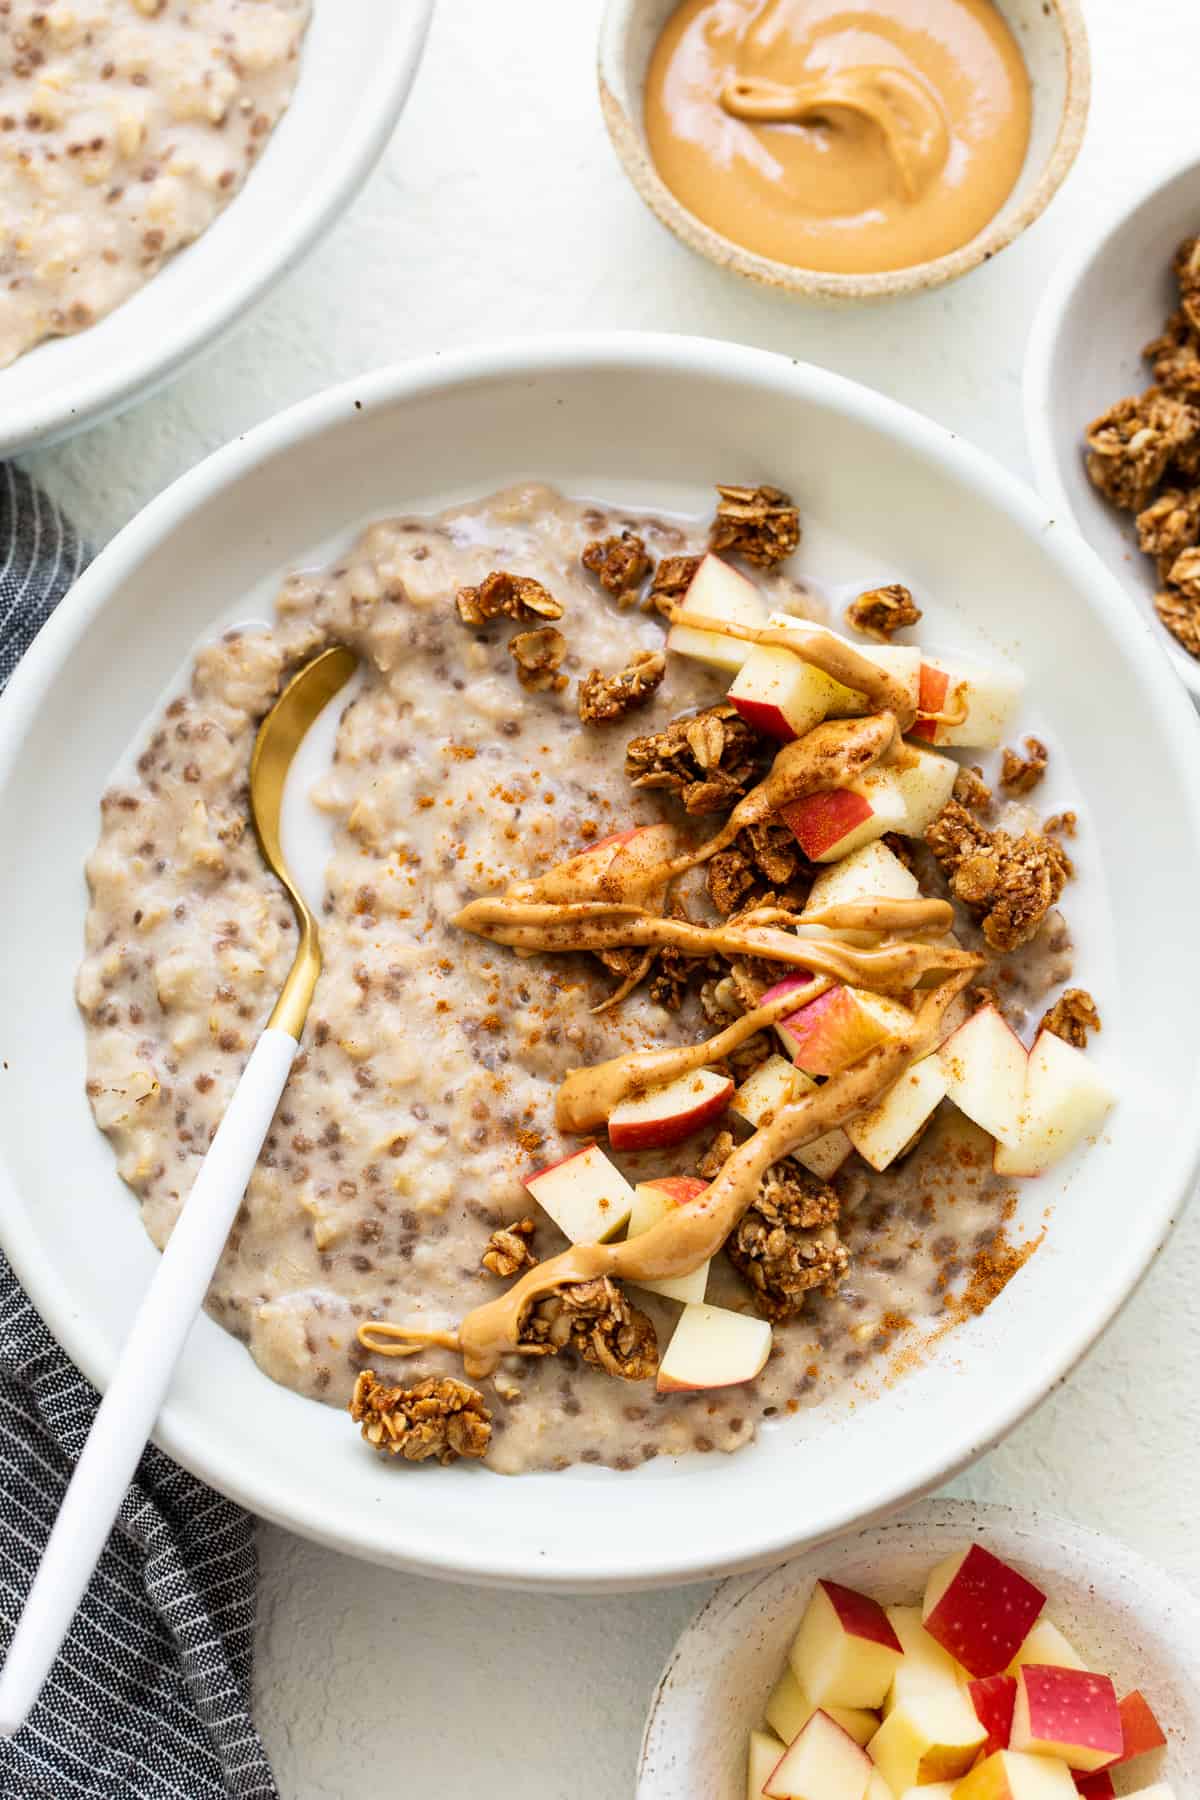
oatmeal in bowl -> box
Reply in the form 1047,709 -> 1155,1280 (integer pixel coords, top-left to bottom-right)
78,476 -> 1114,1478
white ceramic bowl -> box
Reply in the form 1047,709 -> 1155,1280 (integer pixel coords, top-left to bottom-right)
1025,148 -> 1200,701
598,0 -> 1090,303
0,0 -> 434,458
638,1498 -> 1198,1795
2,337 -> 1199,1590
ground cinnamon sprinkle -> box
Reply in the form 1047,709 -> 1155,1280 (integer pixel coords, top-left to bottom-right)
953,1226 -> 1045,1319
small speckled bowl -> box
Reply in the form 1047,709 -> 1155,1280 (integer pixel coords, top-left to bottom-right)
638,1498 -> 1199,1797
598,0 -> 1091,304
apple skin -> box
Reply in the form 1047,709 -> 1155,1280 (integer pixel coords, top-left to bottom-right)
923,1545 -> 1046,1677
1072,1774 -> 1115,1798
781,786 -> 874,858
821,1580 -> 904,1654
1107,1689 -> 1167,1767
969,1676 -> 1018,1757
910,662 -> 950,743
1010,1666 -> 1123,1773
607,1069 -> 733,1152
639,1176 -> 709,1206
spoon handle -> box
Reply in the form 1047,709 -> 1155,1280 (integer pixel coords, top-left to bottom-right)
0,1026 -> 299,1738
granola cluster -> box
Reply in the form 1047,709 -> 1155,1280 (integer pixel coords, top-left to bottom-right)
1039,987 -> 1101,1049
709,483 -> 801,567
625,701 -> 770,815
509,626 -> 568,693
844,583 -> 922,641
1084,235 -> 1200,658
925,799 -> 1072,953
456,569 -> 564,627
999,736 -> 1048,795
578,649 -> 666,723
349,1371 -> 493,1464
581,530 -> 652,601
481,1217 -> 537,1278
700,1134 -> 848,1322
521,1276 -> 658,1381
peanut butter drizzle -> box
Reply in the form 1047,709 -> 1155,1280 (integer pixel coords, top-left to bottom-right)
555,975 -> 833,1132
644,0 -> 1031,277
451,895 -> 977,993
802,897 -> 953,935
669,612 -> 917,729
721,66 -> 947,203
359,971 -> 975,1378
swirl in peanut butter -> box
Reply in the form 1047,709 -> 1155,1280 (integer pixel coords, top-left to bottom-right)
644,0 -> 1032,275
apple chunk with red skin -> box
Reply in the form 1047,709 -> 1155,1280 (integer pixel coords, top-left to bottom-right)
780,770 -> 906,862
968,1675 -> 1018,1757
522,1142 -> 635,1244
750,1729 -> 788,1800
1072,1774 -> 1115,1798
656,1301 -> 772,1393
1010,1666 -> 1123,1773
923,1544 -> 1046,1677
666,553 -> 767,670
607,1068 -> 733,1151
627,1177 -> 711,1304
764,1708 -> 876,1800
1108,1689 -> 1167,1767
789,1579 -> 903,1711
729,643 -> 848,741
952,1750 -> 1078,1798
909,655 -> 1024,749
767,977 -> 914,1080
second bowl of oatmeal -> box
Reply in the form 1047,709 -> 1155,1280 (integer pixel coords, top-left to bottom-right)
0,0 -> 433,456
1025,147 -> 1200,702
1,336 -> 1199,1588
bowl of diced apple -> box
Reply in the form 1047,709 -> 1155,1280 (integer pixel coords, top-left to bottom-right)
638,1499 -> 1197,1799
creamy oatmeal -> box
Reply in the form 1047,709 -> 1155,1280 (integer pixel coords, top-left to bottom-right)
0,0 -> 309,368
79,482 -> 1098,1476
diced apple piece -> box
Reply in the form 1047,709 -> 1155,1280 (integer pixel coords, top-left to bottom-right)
992,1031 -> 1114,1177
1007,1620 -> 1087,1677
790,1580 -> 903,1712
780,770 -> 906,862
766,1666 -> 879,1748
884,1605 -> 963,1712
847,1055 -> 946,1171
750,1728 -> 789,1800
899,1787 -> 957,1800
937,1006 -> 1029,1145
909,655 -> 1024,749
1010,1667 -> 1123,1774
868,1683 -> 986,1791
523,1142 -> 635,1243
666,554 -> 767,669
772,982 -> 914,1079
607,1068 -> 733,1151
731,1053 -> 853,1180
968,1676 -> 1018,1757
866,1777 -> 898,1800
656,1301 -> 772,1392
628,1177 -> 711,1304
730,644 -> 848,741
766,614 -> 922,718
765,1708 -> 875,1799
1073,1773 -> 1115,1798
923,1545 -> 1046,1678
1109,1689 -> 1167,1767
888,744 -> 959,836
952,1750 -> 1078,1798
803,840 -> 919,943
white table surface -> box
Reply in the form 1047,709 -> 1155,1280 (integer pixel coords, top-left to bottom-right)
28,2 -> 1200,1794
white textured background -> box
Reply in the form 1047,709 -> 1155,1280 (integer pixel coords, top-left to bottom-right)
29,2 -> 1200,1794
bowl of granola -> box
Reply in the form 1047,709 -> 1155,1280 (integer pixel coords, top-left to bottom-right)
1,336 -> 1198,1587
1025,149 -> 1200,701
0,0 -> 433,456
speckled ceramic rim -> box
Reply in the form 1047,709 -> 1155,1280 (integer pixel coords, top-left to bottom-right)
638,1497 -> 1200,1793
0,0 -> 434,457
1024,143 -> 1200,702
597,0 -> 1091,304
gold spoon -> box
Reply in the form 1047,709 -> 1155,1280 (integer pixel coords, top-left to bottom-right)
0,643 -> 359,1737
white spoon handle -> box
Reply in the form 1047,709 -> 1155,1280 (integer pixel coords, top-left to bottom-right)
0,1025 -> 298,1738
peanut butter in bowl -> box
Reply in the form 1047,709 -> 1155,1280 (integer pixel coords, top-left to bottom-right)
644,0 -> 1031,276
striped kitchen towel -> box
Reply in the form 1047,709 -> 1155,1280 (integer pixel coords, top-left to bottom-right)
0,466 -> 278,1800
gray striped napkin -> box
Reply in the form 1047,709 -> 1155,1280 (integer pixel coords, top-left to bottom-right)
0,466 -> 279,1800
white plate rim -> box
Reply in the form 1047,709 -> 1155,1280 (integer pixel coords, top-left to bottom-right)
1023,140 -> 1200,700
3,334 -> 1200,1587
0,0 -> 434,456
